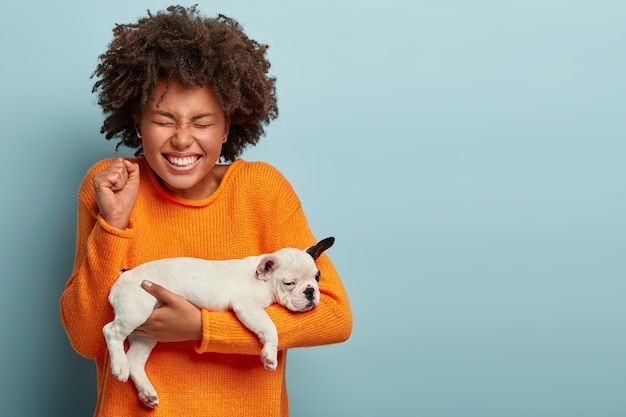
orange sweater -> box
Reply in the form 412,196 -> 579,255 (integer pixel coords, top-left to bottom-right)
60,158 -> 352,417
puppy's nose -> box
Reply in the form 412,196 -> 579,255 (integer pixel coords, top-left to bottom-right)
303,287 -> 315,300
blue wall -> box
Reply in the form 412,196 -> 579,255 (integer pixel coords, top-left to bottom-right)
1,1 -> 624,415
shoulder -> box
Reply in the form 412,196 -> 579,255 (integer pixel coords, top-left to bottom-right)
226,160 -> 294,191
230,159 -> 286,179
225,159 -> 301,208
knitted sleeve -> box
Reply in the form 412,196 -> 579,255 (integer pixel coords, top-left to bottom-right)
59,159 -> 134,359
196,163 -> 352,355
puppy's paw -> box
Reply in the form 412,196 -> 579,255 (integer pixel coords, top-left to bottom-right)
261,348 -> 278,371
139,391 -> 159,408
263,359 -> 277,371
111,364 -> 130,382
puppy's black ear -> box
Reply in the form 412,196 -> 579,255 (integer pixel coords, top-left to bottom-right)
256,254 -> 278,280
306,237 -> 335,260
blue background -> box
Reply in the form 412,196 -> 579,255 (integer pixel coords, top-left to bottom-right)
1,1 -> 624,416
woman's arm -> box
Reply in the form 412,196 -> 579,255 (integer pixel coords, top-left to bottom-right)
196,206 -> 353,355
59,160 -> 137,358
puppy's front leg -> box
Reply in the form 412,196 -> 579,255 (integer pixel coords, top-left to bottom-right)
232,305 -> 279,371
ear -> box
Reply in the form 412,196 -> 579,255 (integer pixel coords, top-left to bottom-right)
133,125 -> 142,139
306,236 -> 335,260
256,254 -> 279,280
132,110 -> 142,138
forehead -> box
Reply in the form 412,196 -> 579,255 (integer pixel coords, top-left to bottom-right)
278,249 -> 317,271
145,78 -> 223,115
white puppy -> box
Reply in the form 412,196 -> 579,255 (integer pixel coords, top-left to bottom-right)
103,237 -> 335,408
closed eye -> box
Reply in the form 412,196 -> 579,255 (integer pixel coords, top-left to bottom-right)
283,282 -> 295,287
153,120 -> 174,127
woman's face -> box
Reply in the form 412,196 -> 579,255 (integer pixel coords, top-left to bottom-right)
136,78 -> 230,200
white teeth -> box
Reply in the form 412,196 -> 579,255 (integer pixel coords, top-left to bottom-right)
166,156 -> 199,167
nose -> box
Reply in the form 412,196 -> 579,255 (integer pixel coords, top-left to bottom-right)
303,287 -> 315,300
171,124 -> 194,149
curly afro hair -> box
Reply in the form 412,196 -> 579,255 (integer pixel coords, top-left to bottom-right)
92,5 -> 278,161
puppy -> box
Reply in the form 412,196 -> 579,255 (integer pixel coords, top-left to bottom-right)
103,236 -> 335,408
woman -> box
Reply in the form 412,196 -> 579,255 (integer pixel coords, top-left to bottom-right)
60,5 -> 352,416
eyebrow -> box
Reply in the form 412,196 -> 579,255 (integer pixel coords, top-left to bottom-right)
152,110 -> 217,121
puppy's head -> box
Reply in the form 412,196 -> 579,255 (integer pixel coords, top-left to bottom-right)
255,237 -> 335,312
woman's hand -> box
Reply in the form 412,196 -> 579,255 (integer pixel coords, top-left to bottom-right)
134,281 -> 203,342
92,158 -> 140,230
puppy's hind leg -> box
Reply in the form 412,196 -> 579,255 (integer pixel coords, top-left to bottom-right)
104,290 -> 157,382
127,334 -> 160,408
103,310 -> 152,382
103,320 -> 135,382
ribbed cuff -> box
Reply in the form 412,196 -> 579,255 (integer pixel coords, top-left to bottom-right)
195,309 -> 212,353
97,214 -> 135,237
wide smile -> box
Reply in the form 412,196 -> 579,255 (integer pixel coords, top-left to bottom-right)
163,154 -> 202,169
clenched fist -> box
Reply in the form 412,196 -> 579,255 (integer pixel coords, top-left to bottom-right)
93,158 -> 140,230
